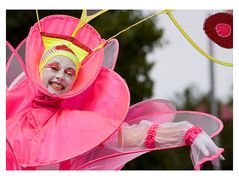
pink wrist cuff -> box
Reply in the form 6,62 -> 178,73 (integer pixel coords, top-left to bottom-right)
145,124 -> 159,148
184,126 -> 203,145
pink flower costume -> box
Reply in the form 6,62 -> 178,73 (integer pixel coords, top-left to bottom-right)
6,13 -> 224,170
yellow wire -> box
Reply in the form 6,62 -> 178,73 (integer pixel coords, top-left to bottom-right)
108,9 -> 171,41
72,10 -> 108,38
166,11 -> 233,67
93,10 -> 171,51
36,9 -> 42,32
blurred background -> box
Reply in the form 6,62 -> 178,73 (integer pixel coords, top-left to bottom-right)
6,10 -> 233,170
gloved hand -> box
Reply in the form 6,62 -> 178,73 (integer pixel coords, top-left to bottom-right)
190,130 -> 224,170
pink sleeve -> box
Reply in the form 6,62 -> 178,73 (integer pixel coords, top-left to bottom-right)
104,120 -> 193,151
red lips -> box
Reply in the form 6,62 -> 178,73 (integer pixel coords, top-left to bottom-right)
49,81 -> 65,91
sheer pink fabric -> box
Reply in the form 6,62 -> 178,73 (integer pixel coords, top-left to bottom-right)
116,121 -> 224,170
77,102 -> 223,170
190,131 -> 224,170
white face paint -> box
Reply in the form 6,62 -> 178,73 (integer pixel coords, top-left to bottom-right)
41,56 -> 77,95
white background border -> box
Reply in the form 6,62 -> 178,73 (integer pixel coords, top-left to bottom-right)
1,0 -> 237,179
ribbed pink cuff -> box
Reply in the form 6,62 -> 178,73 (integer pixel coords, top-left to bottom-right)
184,126 -> 203,145
145,124 -> 159,148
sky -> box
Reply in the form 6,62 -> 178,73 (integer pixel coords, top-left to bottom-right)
145,10 -> 233,103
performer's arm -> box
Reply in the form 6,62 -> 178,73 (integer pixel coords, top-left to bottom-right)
118,121 -> 192,148
118,120 -> 224,170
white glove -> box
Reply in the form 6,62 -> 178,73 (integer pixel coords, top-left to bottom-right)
190,131 -> 224,170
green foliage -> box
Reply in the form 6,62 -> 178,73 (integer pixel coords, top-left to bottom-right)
123,147 -> 193,170
173,84 -> 203,110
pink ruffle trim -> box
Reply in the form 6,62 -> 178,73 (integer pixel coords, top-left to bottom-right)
194,148 -> 224,170
184,126 -> 203,145
145,124 -> 159,148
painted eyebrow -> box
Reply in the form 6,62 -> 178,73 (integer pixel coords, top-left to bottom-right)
45,62 -> 75,73
45,62 -> 60,68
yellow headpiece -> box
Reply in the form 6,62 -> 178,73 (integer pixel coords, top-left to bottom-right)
38,10 -> 109,76
38,33 -> 92,76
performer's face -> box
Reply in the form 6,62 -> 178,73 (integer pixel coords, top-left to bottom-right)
41,56 -> 76,94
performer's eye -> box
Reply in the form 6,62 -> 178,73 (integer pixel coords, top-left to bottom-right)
65,72 -> 72,76
65,68 -> 75,77
51,66 -> 59,71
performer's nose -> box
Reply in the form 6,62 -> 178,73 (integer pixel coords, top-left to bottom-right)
56,71 -> 64,82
